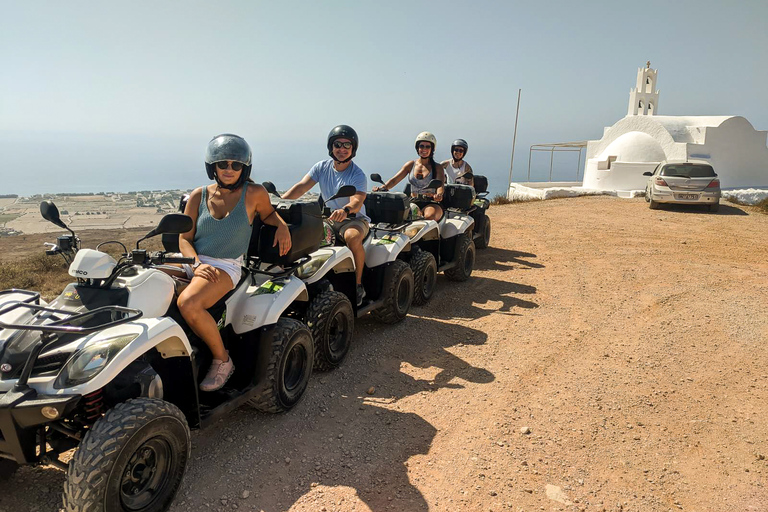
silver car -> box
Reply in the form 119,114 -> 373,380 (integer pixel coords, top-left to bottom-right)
643,162 -> 721,212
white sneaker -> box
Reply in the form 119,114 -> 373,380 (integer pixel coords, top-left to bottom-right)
200,353 -> 235,392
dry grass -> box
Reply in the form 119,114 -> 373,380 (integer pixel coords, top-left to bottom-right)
490,193 -> 512,205
0,253 -> 72,300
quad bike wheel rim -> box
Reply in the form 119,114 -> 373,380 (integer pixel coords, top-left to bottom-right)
423,264 -> 436,298
120,437 -> 173,510
328,311 -> 349,357
284,343 -> 308,392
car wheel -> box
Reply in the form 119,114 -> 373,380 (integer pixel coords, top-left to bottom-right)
63,398 -> 190,512
306,290 -> 354,371
644,187 -> 650,203
709,202 -> 720,213
649,197 -> 660,210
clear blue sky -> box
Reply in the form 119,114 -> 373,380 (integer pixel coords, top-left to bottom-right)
1,0 -> 766,197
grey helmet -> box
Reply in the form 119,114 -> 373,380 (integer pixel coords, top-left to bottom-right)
451,139 -> 468,159
327,125 -> 359,163
205,134 -> 252,189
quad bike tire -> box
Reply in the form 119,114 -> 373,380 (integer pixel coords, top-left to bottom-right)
476,215 -> 491,250
0,458 -> 19,481
248,317 -> 313,413
63,398 -> 190,512
306,290 -> 354,371
410,248 -> 437,306
371,260 -> 414,324
445,234 -> 475,282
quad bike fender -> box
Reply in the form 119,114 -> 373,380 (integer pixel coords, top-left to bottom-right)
441,212 -> 475,239
29,318 -> 192,396
365,233 -> 410,267
227,275 -> 308,334
0,292 -> 48,344
406,220 -> 440,245
301,247 -> 356,286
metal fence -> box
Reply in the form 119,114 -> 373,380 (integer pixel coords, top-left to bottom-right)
526,141 -> 588,182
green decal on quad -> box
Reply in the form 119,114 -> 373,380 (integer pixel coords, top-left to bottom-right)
252,281 -> 284,296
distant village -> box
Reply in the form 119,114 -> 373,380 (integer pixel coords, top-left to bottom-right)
0,190 -> 192,237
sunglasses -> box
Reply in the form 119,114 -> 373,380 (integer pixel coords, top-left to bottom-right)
216,161 -> 244,171
452,148 -> 465,153
417,144 -> 432,150
333,141 -> 353,149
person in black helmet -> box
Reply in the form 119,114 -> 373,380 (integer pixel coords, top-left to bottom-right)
441,139 -> 474,187
177,134 -> 291,392
282,125 -> 369,306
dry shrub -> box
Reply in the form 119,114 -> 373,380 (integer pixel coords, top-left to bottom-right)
491,194 -> 512,205
0,253 -> 72,300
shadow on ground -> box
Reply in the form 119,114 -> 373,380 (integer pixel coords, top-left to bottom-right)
473,246 -> 543,271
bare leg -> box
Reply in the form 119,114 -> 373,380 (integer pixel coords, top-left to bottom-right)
177,270 -> 234,361
343,226 -> 366,285
423,204 -> 444,222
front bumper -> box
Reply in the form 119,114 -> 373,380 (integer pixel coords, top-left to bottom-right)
0,388 -> 80,464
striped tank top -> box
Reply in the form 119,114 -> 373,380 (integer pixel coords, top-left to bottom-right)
193,185 -> 252,259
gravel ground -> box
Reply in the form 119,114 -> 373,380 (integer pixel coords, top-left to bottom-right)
1,196 -> 767,512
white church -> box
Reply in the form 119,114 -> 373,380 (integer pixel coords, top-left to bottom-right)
581,63 -> 768,191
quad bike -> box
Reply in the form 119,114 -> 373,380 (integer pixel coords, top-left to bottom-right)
369,173 -> 476,304
262,183 -> 414,330
468,175 -> 491,250
0,199 -> 321,511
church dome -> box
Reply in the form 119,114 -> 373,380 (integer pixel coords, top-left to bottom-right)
599,131 -> 667,163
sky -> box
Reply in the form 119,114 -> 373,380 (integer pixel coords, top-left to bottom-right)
1,0 -> 767,198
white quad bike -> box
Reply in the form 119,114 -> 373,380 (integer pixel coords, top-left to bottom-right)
368,174 -> 476,306
263,183 -> 414,331
0,200 -> 321,511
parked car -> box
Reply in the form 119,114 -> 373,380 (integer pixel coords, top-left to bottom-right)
644,162 -> 721,212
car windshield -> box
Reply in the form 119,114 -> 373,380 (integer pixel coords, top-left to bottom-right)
661,164 -> 715,178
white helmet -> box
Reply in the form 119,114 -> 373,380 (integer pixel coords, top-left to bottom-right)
415,131 -> 437,156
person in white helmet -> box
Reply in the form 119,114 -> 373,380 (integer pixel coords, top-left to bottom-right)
440,138 -> 474,187
373,131 -> 445,221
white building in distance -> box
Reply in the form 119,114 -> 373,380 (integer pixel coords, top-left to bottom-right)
582,63 -> 768,191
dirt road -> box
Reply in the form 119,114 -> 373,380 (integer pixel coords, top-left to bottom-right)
1,196 -> 767,512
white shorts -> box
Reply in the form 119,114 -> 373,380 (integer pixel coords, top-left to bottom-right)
183,255 -> 243,290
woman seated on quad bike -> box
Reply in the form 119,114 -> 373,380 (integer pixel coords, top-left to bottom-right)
440,138 -> 475,188
372,131 -> 446,221
174,134 -> 291,392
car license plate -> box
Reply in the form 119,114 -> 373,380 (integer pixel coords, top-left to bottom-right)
677,193 -> 699,200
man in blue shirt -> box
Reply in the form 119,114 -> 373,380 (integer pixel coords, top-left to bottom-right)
282,125 -> 369,305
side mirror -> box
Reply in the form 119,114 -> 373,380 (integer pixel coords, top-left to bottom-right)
370,173 -> 385,185
642,172 -> 653,176
328,185 -> 357,202
139,214 -> 193,247
262,181 -> 278,195
40,201 -> 66,228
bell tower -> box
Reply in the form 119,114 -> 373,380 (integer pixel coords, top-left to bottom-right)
628,61 -> 659,116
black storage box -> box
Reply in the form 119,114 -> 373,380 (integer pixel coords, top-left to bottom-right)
250,199 -> 323,265
441,184 -> 475,211
473,175 -> 488,194
365,192 -> 410,224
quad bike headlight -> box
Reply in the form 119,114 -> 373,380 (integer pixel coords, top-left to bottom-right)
404,221 -> 427,239
296,253 -> 332,280
54,334 -> 138,389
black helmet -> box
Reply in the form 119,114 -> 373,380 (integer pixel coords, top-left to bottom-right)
327,125 -> 359,163
205,134 -> 252,189
451,139 -> 469,158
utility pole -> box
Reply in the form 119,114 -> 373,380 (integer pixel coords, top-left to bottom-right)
507,89 -> 522,198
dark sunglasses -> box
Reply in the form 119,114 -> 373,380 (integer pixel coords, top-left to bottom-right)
417,144 -> 432,150
333,141 -> 353,149
452,147 -> 465,153
216,161 -> 244,171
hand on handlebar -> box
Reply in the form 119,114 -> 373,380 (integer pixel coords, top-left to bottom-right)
434,187 -> 444,202
372,186 -> 388,192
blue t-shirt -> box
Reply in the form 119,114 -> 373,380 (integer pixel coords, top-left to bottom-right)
308,159 -> 370,222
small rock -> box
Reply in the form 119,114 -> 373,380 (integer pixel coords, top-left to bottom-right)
367,386 -> 375,395
226,437 -> 233,443
338,433 -> 343,439
285,457 -> 291,464
241,490 -> 250,499
520,426 -> 531,435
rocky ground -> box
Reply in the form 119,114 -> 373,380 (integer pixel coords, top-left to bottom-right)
1,195 -> 767,512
